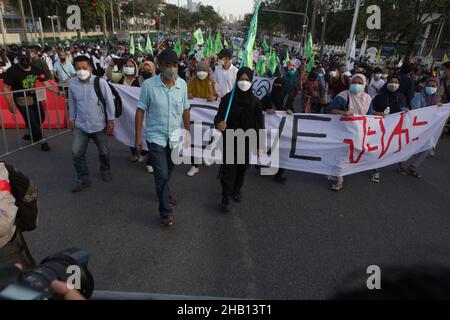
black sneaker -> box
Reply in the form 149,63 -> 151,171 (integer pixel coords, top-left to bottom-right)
101,171 -> 112,182
41,143 -> 50,152
232,191 -> 242,202
72,181 -> 92,193
273,175 -> 287,184
221,197 -> 231,212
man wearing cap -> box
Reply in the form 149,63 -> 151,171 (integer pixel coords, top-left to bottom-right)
135,49 -> 190,227
3,49 -> 60,151
214,48 -> 239,98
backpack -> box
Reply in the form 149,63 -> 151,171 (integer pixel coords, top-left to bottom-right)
94,76 -> 122,119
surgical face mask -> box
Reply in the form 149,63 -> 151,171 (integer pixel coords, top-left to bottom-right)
123,66 -> 135,76
387,83 -> 400,92
425,86 -> 437,95
197,71 -> 208,80
374,73 -> 382,80
329,70 -> 338,78
288,69 -> 296,76
349,83 -> 364,94
161,66 -> 178,81
237,80 -> 252,92
137,57 -> 143,64
76,69 -> 91,81
317,72 -> 324,78
112,65 -> 119,72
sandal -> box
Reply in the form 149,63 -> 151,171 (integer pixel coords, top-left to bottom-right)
331,182 -> 344,191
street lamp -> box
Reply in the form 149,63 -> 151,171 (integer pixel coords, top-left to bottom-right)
48,15 -> 58,42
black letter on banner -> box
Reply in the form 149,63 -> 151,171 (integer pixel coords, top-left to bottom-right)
290,115 -> 331,161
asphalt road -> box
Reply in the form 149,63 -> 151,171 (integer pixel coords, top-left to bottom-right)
3,132 -> 450,299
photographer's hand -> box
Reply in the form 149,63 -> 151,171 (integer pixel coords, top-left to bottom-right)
51,280 -> 86,300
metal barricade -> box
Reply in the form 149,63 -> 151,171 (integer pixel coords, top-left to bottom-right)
0,84 -> 70,158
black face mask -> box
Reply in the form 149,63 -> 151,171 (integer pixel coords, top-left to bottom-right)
140,71 -> 152,79
19,60 -> 31,68
60,58 -> 66,62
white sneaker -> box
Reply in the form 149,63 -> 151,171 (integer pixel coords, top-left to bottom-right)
138,155 -> 147,162
186,166 -> 199,177
146,165 -> 154,174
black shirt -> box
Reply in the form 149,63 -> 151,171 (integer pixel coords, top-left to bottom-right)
3,63 -> 47,100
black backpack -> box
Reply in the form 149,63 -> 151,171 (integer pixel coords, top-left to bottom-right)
94,76 -> 122,119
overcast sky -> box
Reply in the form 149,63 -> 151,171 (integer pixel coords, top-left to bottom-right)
165,0 -> 255,18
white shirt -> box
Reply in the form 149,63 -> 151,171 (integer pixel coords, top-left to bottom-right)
368,79 -> 385,98
43,54 -> 54,72
213,64 -> 239,98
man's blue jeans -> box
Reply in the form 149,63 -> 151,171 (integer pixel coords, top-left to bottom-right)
147,141 -> 174,218
72,127 -> 110,182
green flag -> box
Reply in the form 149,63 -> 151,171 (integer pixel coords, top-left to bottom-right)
193,28 -> 204,45
145,35 -> 153,56
214,32 -> 223,54
256,56 -> 267,76
305,33 -> 314,72
137,40 -> 144,54
285,50 -> 290,64
243,4 -> 259,68
268,51 -> 278,75
188,45 -> 195,57
306,54 -> 315,73
224,39 -> 229,49
129,34 -> 135,56
262,39 -> 270,52
305,33 -> 313,59
174,39 -> 182,55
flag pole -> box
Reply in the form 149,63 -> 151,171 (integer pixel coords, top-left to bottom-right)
224,2 -> 260,123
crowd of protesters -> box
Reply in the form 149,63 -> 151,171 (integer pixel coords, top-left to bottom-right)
1,35 -> 449,224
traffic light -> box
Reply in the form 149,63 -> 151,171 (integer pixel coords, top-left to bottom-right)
155,18 -> 160,31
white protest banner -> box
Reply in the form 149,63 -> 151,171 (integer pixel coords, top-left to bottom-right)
113,84 -> 450,176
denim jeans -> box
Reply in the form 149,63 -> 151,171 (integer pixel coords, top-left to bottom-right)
147,141 -> 174,218
72,127 -> 110,182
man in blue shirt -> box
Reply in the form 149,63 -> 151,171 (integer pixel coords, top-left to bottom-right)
68,56 -> 115,193
54,50 -> 75,90
135,49 -> 190,227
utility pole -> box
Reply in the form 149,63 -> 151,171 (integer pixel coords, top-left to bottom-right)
18,0 -> 28,43
117,0 -> 122,31
310,0 -> 319,39
110,0 -> 115,34
177,0 -> 181,39
102,4 -> 107,42
319,0 -> 329,57
302,0 -> 310,52
28,0 -> 36,42
345,0 -> 361,64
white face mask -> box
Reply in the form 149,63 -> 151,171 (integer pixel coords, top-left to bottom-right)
123,66 -> 135,76
76,69 -> 91,81
374,73 -> 382,80
112,65 -> 119,72
237,80 -> 252,92
329,71 -> 338,78
197,71 -> 208,80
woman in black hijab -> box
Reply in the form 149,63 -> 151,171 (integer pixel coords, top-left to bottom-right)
370,74 -> 407,183
214,67 -> 264,211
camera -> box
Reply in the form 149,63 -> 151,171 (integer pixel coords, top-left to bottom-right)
0,248 -> 94,300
